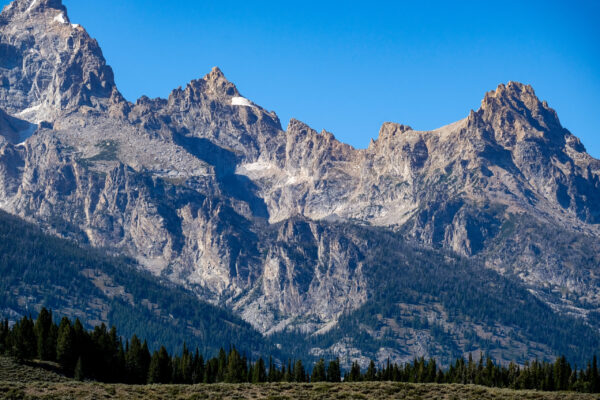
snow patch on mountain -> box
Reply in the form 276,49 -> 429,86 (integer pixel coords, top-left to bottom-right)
231,96 -> 254,107
16,104 -> 42,117
53,12 -> 67,24
238,160 -> 276,172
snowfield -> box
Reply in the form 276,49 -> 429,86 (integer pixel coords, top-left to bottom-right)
231,97 -> 254,107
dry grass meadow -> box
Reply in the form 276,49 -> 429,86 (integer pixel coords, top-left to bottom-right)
1,357 -> 598,399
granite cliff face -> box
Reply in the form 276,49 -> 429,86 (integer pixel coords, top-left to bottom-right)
0,0 -> 123,122
1,0 -> 599,365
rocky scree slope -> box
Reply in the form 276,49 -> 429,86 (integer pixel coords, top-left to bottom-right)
1,0 -> 600,366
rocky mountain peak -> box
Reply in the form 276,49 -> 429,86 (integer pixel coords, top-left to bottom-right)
368,122 -> 413,149
476,81 -> 564,144
379,122 -> 413,137
480,81 -> 541,116
1,0 -> 65,19
166,67 -> 241,109
286,118 -> 316,136
0,0 -> 121,123
207,66 -> 225,80
201,66 -> 240,98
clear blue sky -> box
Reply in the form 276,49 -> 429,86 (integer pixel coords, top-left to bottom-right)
4,0 -> 600,156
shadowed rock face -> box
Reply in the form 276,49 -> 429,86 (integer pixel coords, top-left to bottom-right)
1,0 -> 600,366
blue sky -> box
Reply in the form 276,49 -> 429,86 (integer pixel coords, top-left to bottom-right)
4,0 -> 600,156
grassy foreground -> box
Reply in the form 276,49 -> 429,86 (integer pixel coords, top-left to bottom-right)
0,358 -> 598,399
1,382 -> 599,400
0,357 -> 68,384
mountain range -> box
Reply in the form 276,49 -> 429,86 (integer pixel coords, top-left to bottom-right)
1,0 -> 599,366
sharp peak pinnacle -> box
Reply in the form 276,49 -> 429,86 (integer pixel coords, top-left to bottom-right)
374,122 -> 413,142
204,66 -> 227,81
5,0 -> 65,15
287,118 -> 314,131
481,81 -> 542,107
380,122 -> 412,133
491,81 -> 535,96
175,66 -> 239,98
476,81 -> 563,133
200,66 -> 237,90
478,81 -> 542,113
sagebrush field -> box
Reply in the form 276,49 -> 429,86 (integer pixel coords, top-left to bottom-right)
1,381 -> 599,400
2,357 -> 599,399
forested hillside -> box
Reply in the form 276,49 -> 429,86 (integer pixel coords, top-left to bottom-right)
1,207 -> 598,368
0,210 -> 272,357
268,223 -> 600,367
1,309 -> 599,393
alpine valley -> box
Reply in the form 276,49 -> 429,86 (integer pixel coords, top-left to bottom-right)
1,0 -> 599,367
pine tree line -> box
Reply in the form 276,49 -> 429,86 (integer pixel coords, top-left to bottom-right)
0,308 -> 598,392
343,355 -> 600,393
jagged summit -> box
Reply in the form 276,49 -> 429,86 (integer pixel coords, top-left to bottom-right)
5,0 -> 64,12
481,82 -> 535,111
477,81 -> 563,135
0,0 -> 122,123
200,66 -> 240,98
164,67 -> 241,107
287,118 -> 314,133
133,67 -> 238,109
375,122 -> 413,142
1,0 -> 65,22
207,66 -> 226,80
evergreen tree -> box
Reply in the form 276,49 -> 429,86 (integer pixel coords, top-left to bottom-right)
13,316 -> 36,361
327,358 -> 341,382
365,360 -> 377,381
147,346 -> 172,384
72,319 -> 86,362
125,335 -> 149,384
554,355 -> 570,391
467,353 -> 475,384
252,357 -> 267,383
591,355 -> 599,393
110,327 -> 126,382
0,319 -> 8,354
204,357 -> 218,383
173,342 -> 193,384
268,356 -> 277,382
428,358 -> 438,383
141,340 -> 151,381
247,362 -> 254,383
348,361 -> 361,382
56,317 -> 75,372
34,308 -> 55,361
116,338 -> 127,382
74,356 -> 84,381
217,348 -> 227,382
293,360 -> 306,382
192,349 -> 204,384
225,347 -> 246,383
311,358 -> 326,382
282,360 -> 291,382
